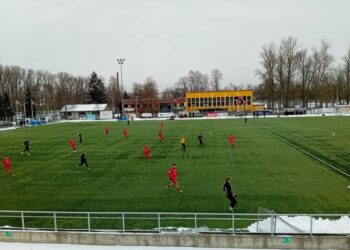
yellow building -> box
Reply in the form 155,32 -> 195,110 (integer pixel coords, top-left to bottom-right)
185,90 -> 253,112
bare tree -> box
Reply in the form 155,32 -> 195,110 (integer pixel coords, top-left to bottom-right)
106,76 -> 120,112
342,45 -> 350,104
256,43 -> 277,109
296,48 -> 314,108
210,69 -> 223,91
281,37 -> 299,108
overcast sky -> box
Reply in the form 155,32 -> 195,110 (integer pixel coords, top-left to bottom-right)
1,0 -> 350,91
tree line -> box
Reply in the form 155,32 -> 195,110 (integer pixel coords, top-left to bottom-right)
0,65 -> 225,120
1,37 -> 349,120
255,37 -> 350,109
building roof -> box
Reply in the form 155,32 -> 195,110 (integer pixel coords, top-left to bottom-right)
60,104 -> 108,112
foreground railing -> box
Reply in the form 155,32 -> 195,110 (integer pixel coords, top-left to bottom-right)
0,211 -> 349,235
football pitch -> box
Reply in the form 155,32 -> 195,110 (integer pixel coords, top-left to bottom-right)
0,117 -> 349,214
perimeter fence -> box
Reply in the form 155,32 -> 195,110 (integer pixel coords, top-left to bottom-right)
0,211 -> 349,235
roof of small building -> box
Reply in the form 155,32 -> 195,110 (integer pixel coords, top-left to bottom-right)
60,104 -> 108,112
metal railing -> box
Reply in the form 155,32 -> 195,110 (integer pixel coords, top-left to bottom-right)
0,210 -> 349,235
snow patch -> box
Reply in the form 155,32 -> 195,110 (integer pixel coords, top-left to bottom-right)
247,215 -> 350,234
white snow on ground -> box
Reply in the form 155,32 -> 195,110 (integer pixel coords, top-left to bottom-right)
0,127 -> 16,132
0,243 -> 268,250
247,215 -> 350,234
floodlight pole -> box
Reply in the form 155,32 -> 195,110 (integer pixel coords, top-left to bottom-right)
117,58 -> 125,114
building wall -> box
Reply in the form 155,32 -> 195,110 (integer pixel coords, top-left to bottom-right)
123,98 -> 184,116
185,90 -> 253,112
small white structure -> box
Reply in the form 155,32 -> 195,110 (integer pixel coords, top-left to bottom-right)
60,104 -> 111,120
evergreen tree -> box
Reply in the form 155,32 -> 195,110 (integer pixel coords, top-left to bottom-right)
2,92 -> 14,120
88,71 -> 107,103
0,93 -> 4,120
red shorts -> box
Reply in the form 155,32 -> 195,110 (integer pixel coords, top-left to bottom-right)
144,152 -> 150,158
170,178 -> 177,184
229,141 -> 234,144
4,166 -> 11,171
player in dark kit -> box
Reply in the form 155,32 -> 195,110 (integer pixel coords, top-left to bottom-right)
223,177 -> 237,212
244,117 -> 247,124
197,133 -> 204,146
78,132 -> 83,144
78,151 -> 89,168
22,138 -> 30,156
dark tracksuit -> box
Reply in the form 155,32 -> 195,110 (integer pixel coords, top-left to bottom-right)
78,133 -> 83,144
79,153 -> 88,168
198,135 -> 203,146
223,182 -> 237,209
23,140 -> 30,153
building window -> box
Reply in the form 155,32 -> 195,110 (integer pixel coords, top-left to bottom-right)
247,96 -> 251,105
229,96 -> 234,105
204,98 -> 208,106
200,98 -> 203,107
221,97 -> 225,106
195,98 -> 199,107
208,97 -> 212,106
212,97 -> 216,106
225,97 -> 229,106
187,98 -> 191,106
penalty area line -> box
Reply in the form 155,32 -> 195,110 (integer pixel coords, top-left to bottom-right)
260,127 -> 350,179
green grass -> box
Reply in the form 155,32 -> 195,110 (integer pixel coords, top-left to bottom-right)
0,117 -> 349,216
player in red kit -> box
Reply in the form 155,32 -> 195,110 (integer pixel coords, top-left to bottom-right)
3,156 -> 14,176
158,130 -> 164,142
143,144 -> 154,160
228,134 -> 235,147
69,138 -> 77,152
160,121 -> 164,129
123,128 -> 128,138
166,164 -> 182,192
104,125 -> 109,135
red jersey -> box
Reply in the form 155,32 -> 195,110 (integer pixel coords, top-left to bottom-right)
3,157 -> 10,168
168,167 -> 177,180
229,135 -> 235,143
159,131 -> 164,139
144,145 -> 150,154
69,138 -> 76,146
104,126 -> 109,133
123,128 -> 128,137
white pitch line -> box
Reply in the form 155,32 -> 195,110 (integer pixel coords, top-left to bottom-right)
260,127 -> 350,179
